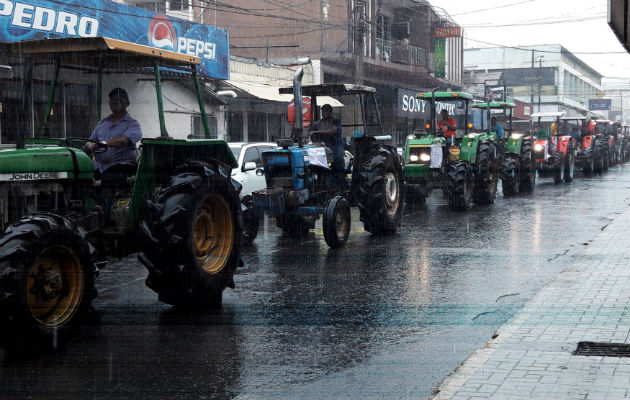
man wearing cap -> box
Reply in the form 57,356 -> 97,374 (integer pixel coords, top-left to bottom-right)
310,104 -> 344,188
87,87 -> 142,218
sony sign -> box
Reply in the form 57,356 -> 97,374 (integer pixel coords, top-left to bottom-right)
397,89 -> 457,118
0,0 -> 99,37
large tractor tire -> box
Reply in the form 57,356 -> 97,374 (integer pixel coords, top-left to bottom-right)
583,153 -> 595,175
553,154 -> 566,184
564,145 -> 575,183
519,141 -> 536,193
473,142 -> 497,205
355,148 -> 404,234
501,156 -> 520,196
140,169 -> 242,308
0,213 -> 97,342
446,161 -> 474,211
323,196 -> 351,248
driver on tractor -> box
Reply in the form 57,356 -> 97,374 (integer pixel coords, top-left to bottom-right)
437,109 -> 457,145
86,87 -> 142,219
310,104 -> 345,188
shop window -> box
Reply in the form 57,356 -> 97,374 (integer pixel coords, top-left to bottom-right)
227,112 -> 243,142
267,114 -> 282,141
248,112 -> 266,142
169,0 -> 188,11
192,115 -> 217,139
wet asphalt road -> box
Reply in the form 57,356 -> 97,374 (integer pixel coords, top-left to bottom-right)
1,164 -> 628,399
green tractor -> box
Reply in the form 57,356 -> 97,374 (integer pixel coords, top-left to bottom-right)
472,101 -> 536,195
403,91 -> 498,210
0,37 -> 243,342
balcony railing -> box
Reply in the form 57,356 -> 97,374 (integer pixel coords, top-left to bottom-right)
376,39 -> 426,68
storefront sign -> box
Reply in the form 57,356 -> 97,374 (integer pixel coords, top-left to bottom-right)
588,99 -> 611,111
397,89 -> 456,119
434,27 -> 461,38
0,0 -> 229,79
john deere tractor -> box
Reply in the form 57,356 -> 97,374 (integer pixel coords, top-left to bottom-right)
252,70 -> 404,247
403,91 -> 498,211
0,38 -> 242,343
473,101 -> 536,195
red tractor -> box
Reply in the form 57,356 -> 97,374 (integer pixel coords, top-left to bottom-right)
531,112 -> 576,183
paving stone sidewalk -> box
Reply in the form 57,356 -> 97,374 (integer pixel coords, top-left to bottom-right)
431,207 -> 630,400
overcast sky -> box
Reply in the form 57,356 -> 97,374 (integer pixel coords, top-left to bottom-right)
427,0 -> 630,84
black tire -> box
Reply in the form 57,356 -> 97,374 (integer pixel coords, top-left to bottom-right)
501,156 -> 520,196
603,148 -> 610,172
140,170 -> 242,307
241,195 -> 259,245
446,161 -> 473,211
519,141 -> 536,193
473,142 -> 497,204
355,148 -> 404,234
0,213 -> 97,341
553,154 -> 565,184
564,146 -> 575,183
593,146 -> 604,174
323,196 -> 351,248
583,153 -> 595,175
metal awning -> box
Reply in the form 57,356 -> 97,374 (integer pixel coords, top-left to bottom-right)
225,80 -> 343,107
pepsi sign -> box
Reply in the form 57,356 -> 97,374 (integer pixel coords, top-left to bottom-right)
0,0 -> 229,79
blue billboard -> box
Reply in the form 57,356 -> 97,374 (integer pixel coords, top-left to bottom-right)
589,99 -> 612,111
0,0 -> 230,79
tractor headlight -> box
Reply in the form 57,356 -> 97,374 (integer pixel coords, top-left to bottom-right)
409,154 -> 419,162
467,133 -> 476,139
510,133 -> 523,140
407,134 -> 414,141
420,153 -> 431,162
534,143 -> 544,152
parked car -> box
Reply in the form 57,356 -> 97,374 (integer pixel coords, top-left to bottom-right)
228,142 -> 277,196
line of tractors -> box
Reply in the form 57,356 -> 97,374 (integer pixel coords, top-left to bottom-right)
402,91 -> 630,211
0,37 -> 627,348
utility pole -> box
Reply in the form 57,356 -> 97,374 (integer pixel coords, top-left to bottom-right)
354,3 -> 365,85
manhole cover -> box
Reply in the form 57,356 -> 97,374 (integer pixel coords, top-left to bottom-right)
573,342 -> 630,357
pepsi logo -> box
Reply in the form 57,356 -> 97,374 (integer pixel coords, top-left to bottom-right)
148,15 -> 176,50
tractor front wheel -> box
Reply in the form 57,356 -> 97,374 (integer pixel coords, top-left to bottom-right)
501,156 -> 520,196
473,142 -> 497,204
446,161 -> 474,211
519,142 -> 536,193
323,196 -> 351,248
553,154 -> 566,184
564,146 -> 575,183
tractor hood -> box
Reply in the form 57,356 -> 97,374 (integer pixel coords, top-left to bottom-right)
0,146 -> 94,181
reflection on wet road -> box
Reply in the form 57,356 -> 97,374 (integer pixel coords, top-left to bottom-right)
1,165 -> 628,399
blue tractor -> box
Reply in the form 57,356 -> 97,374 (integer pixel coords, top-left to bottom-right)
252,69 -> 404,247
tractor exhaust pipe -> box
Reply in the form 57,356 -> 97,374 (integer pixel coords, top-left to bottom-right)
292,67 -> 304,148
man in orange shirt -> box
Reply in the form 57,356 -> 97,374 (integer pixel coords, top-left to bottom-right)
437,109 -> 457,144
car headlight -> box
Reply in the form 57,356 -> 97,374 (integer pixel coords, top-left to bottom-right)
409,154 -> 419,162
420,153 -> 431,162
534,143 -> 544,152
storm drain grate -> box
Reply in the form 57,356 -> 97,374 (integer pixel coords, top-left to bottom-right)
573,342 -> 630,357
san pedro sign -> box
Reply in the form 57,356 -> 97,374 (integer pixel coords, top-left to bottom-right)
0,0 -> 230,79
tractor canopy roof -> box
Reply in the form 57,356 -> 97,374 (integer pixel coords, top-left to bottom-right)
530,111 -> 565,120
416,91 -> 473,100
279,83 -> 376,97
559,116 -> 587,121
0,36 -> 201,72
473,101 -> 515,109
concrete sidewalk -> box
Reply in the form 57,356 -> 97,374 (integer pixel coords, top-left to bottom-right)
431,207 -> 630,400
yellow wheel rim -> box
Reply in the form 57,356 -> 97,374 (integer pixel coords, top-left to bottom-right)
192,193 -> 234,274
26,245 -> 84,328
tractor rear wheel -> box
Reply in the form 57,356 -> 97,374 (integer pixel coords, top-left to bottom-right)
473,142 -> 497,204
501,156 -> 520,196
140,170 -> 242,307
593,147 -> 604,174
323,196 -> 351,248
0,213 -> 96,342
519,142 -> 536,193
356,148 -> 404,234
446,161 -> 473,211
